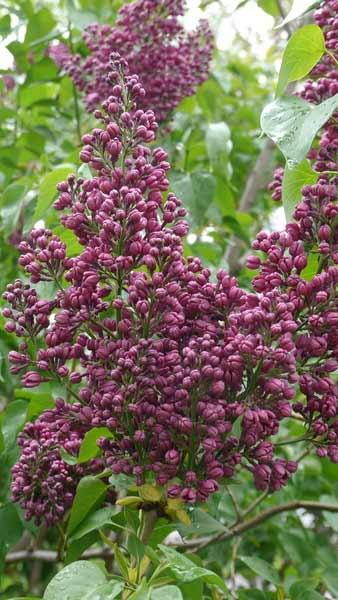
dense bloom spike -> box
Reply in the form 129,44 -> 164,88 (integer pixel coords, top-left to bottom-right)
5,39 -> 338,526
49,0 -> 213,122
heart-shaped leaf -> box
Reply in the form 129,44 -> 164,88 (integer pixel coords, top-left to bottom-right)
261,94 -> 338,162
276,25 -> 325,96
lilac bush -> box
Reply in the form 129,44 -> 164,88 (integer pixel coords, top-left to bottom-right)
49,0 -> 213,122
3,40 -> 337,526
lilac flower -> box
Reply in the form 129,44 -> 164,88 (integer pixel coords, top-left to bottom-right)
5,44 -> 337,525
48,0 -> 213,122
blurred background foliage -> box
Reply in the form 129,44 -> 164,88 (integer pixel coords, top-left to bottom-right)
1,1 -> 337,599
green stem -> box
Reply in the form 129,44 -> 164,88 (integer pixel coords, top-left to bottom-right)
326,49 -> 338,67
138,508 -> 158,545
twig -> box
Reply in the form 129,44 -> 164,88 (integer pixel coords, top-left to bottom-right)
225,485 -> 242,521
168,500 -> 338,551
6,501 -> 338,563
239,490 -> 269,521
230,537 -> 241,598
5,547 -> 114,563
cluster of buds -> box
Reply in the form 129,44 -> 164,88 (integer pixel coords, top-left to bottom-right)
48,0 -> 213,122
5,46 -> 337,526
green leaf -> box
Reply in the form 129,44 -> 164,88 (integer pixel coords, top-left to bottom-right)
53,226 -> 83,257
114,544 -> 129,578
205,121 -> 232,167
276,0 -> 321,29
83,581 -> 124,600
276,25 -> 325,96
128,579 -> 151,600
67,476 -> 107,536
295,593 -> 324,600
238,592 -> 270,600
1,399 -> 27,447
261,94 -> 338,162
239,556 -> 280,586
43,561 -> 107,600
60,448 -> 78,465
0,183 -> 26,236
301,253 -> 319,280
257,0 -> 279,16
65,531 -> 98,565
282,159 -> 318,221
322,567 -> 338,597
151,586 -> 183,600
27,58 -> 58,82
0,14 -> 11,36
289,580 -> 323,600
20,82 -> 59,108
319,495 -> 338,532
1,182 -> 25,205
169,171 -> 216,227
0,503 -> 23,549
70,506 -> 117,541
78,427 -> 113,463
26,396 -> 55,421
127,533 -> 146,561
190,508 -> 227,535
24,7 -> 56,44
158,545 -> 228,592
34,166 -> 75,221
179,579 -> 203,600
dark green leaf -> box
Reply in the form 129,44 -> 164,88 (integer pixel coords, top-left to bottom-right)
70,506 -> 117,541
1,399 -> 27,447
158,545 -> 228,592
65,531 -> 98,565
239,556 -> 280,586
190,508 -> 227,535
0,503 -> 23,549
289,580 -> 323,600
67,476 -> 107,536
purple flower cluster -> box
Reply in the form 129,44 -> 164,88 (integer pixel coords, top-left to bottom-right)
11,399 -> 104,525
49,0 -> 212,122
4,48 -> 337,526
